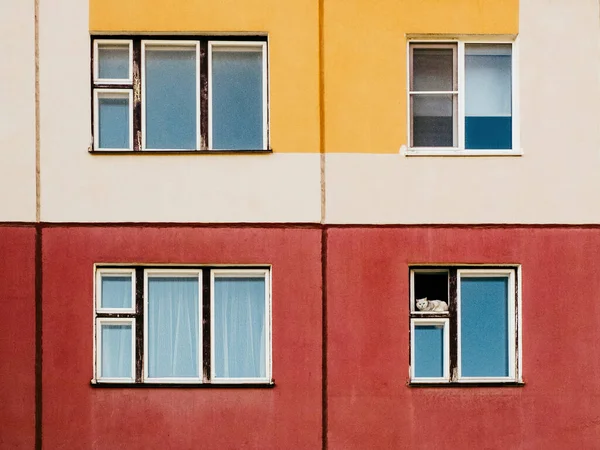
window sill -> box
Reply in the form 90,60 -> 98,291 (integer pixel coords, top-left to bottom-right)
90,380 -> 276,388
89,148 -> 273,155
408,381 -> 524,388
402,147 -> 523,157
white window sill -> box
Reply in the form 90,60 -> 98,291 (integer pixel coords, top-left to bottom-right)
401,146 -> 523,157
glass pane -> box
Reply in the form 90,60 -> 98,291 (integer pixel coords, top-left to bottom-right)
101,324 -> 133,378
412,94 -> 455,147
460,276 -> 510,377
100,275 -> 132,309
465,44 -> 512,149
211,48 -> 264,150
98,95 -> 130,149
98,44 -> 129,80
147,276 -> 199,378
414,324 -> 445,378
145,47 -> 197,149
214,276 -> 266,378
412,47 -> 454,91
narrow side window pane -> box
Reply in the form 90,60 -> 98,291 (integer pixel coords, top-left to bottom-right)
98,93 -> 130,149
147,276 -> 199,378
100,323 -> 133,379
98,44 -> 129,80
414,324 -> 445,378
214,276 -> 266,379
460,276 -> 509,377
145,47 -> 197,149
412,94 -> 455,147
465,44 -> 512,149
412,47 -> 454,92
211,47 -> 264,150
100,275 -> 133,309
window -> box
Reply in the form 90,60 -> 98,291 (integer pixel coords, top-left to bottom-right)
408,40 -> 516,154
409,267 -> 520,384
93,266 -> 271,385
92,37 -> 268,152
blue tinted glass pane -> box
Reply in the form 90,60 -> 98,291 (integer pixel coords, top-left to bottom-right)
214,277 -> 266,378
414,325 -> 444,378
101,275 -> 132,309
145,48 -> 197,149
460,277 -> 509,377
211,48 -> 264,150
98,45 -> 129,80
465,45 -> 512,149
147,277 -> 199,378
101,324 -> 132,378
98,96 -> 129,149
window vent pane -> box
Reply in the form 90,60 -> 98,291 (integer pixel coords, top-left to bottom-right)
101,275 -> 132,309
98,45 -> 129,80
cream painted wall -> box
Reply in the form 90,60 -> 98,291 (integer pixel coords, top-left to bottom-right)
325,0 -> 600,224
40,0 -> 321,223
0,1 -> 36,221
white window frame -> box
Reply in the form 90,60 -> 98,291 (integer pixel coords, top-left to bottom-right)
456,268 -> 517,383
207,41 -> 268,151
405,38 -> 520,156
95,268 -> 135,313
93,39 -> 133,84
409,266 -> 521,385
93,89 -> 134,151
410,318 -> 450,383
95,317 -> 136,383
143,269 -> 204,384
141,40 -> 201,151
210,268 -> 272,384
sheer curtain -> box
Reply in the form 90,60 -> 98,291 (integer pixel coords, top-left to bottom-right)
101,323 -> 133,378
214,276 -> 266,379
147,276 -> 199,378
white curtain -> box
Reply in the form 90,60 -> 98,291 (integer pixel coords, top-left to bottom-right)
147,277 -> 199,378
101,323 -> 132,378
214,277 -> 266,379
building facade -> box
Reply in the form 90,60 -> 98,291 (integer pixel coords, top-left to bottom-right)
1,0 -> 600,448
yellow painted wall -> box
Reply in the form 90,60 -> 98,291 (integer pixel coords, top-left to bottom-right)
90,0 -> 320,154
90,0 -> 518,155
324,0 -> 518,153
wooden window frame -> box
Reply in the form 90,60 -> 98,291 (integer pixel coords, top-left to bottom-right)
409,266 -> 522,386
92,265 -> 273,387
406,38 -> 520,156
91,36 -> 269,153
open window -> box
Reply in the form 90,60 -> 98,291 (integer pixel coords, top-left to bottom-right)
409,266 -> 521,384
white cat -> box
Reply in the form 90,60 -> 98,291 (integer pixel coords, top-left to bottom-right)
416,297 -> 448,312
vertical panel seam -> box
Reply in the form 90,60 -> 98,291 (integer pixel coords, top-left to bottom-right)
321,226 -> 328,450
319,0 -> 326,225
35,0 -> 40,222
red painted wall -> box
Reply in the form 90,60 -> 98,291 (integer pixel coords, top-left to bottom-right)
41,226 -> 322,449
326,227 -> 600,449
0,227 -> 36,449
